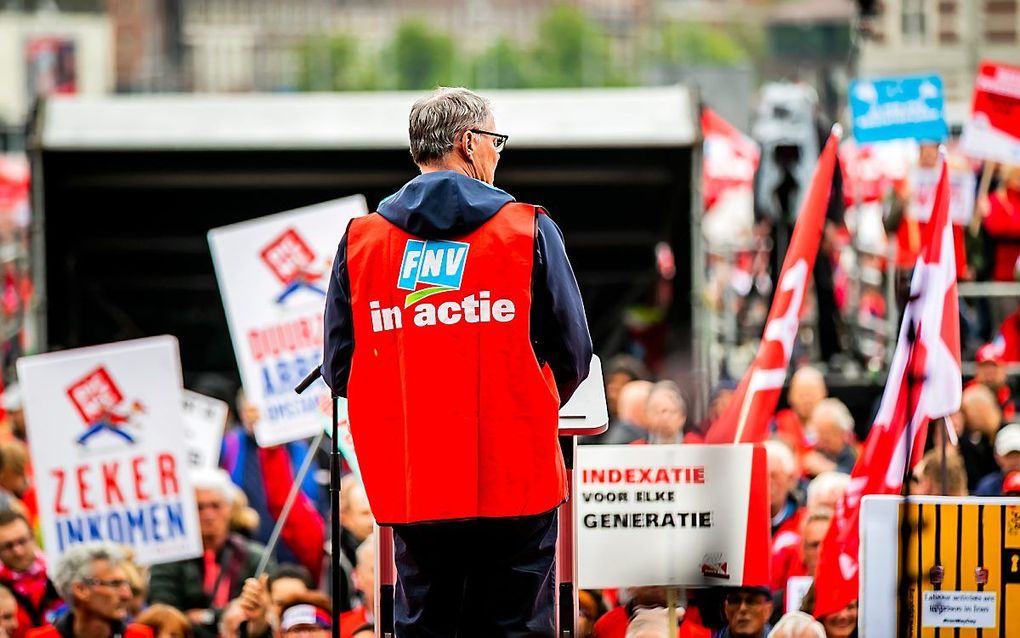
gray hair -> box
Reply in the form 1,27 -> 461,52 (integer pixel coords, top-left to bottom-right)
409,87 -> 492,166
806,471 -> 851,509
768,611 -> 826,638
646,380 -> 687,415
812,398 -> 854,433
764,440 -> 796,476
53,542 -> 124,601
191,467 -> 235,504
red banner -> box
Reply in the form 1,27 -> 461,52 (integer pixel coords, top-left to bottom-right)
704,131 -> 840,444
813,160 -> 962,618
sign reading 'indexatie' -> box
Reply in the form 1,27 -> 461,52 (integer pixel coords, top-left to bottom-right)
17,336 -> 202,567
576,444 -> 769,589
209,196 -> 367,446
849,74 -> 947,144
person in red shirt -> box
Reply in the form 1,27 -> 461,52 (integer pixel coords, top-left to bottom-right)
322,87 -> 592,634
0,511 -> 61,637
27,544 -> 151,638
764,441 -> 804,592
982,164 -> 1020,282
772,368 -> 827,458
967,342 -> 1016,422
338,536 -> 374,638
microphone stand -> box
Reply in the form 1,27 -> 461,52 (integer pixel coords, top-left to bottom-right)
295,366 -> 340,638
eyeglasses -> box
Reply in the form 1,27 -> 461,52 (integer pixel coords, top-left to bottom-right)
84,578 -> 131,590
725,593 -> 768,607
0,536 -> 32,553
469,129 -> 508,152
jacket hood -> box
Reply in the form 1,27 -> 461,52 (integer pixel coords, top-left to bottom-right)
377,171 -> 514,238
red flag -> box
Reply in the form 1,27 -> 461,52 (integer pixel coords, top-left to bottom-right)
701,108 -> 759,212
704,131 -> 840,444
813,159 -> 961,618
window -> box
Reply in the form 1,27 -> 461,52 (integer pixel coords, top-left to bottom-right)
902,0 -> 927,42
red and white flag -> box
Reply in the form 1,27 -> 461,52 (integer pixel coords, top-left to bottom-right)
701,107 -> 760,212
813,159 -> 961,618
704,131 -> 840,444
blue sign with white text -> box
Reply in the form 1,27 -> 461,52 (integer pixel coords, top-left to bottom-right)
849,74 -> 947,143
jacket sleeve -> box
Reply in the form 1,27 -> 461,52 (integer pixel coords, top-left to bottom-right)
531,212 -> 593,406
322,231 -> 354,397
147,562 -> 187,609
257,445 -> 326,580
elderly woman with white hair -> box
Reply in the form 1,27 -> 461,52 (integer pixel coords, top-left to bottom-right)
147,468 -> 271,638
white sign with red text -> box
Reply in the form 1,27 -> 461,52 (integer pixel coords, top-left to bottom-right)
208,196 -> 367,446
17,336 -> 202,566
575,444 -> 769,589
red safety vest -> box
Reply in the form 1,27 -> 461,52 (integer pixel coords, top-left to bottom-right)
345,202 -> 566,524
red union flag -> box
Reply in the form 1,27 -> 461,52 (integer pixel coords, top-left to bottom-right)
813,159 -> 961,619
701,107 -> 760,211
66,366 -> 124,424
704,131 -> 840,444
260,228 -> 317,284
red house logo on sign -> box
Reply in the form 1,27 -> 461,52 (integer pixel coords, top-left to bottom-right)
66,366 -> 144,446
259,228 -> 328,303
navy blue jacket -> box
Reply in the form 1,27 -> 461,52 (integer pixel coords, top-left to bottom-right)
323,171 -> 592,406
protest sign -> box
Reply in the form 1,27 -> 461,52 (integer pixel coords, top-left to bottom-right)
909,161 -> 976,226
849,74 -> 947,144
208,196 -> 367,446
17,336 -> 202,566
860,496 -> 1020,637
180,390 -> 228,469
961,61 -> 1020,164
575,444 -> 768,588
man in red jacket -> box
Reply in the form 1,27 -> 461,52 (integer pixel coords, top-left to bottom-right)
0,511 -> 62,636
27,543 -> 151,638
323,87 -> 592,636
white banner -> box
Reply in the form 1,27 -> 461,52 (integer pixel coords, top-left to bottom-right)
575,444 -> 768,589
17,336 -> 202,566
208,196 -> 367,446
180,390 -> 228,470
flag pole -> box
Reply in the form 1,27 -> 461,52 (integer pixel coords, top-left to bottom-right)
899,318 -> 918,638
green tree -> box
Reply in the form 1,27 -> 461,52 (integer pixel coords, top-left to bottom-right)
389,19 -> 459,90
657,22 -> 749,67
297,34 -> 363,91
472,38 -> 535,89
532,5 -> 621,88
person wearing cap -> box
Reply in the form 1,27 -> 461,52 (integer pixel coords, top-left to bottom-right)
278,593 -> 332,638
716,587 -> 772,638
968,342 -> 1016,421
974,423 -> 1020,496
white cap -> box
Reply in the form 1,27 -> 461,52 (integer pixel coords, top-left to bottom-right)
280,604 -> 330,631
1,383 -> 21,412
995,423 -> 1020,456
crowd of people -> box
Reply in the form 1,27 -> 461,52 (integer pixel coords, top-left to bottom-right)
569,351 -> 1020,638
0,344 -> 1011,638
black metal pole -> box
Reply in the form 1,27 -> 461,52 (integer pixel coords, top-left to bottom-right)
330,394 -> 341,638
899,319 -> 919,638
292,366 -> 340,635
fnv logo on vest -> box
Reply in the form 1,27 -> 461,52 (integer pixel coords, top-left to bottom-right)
368,238 -> 516,333
397,239 -> 469,307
